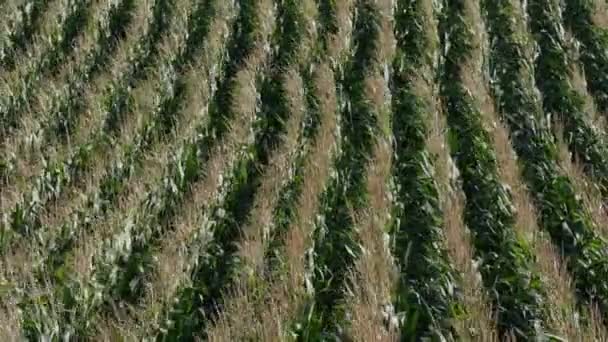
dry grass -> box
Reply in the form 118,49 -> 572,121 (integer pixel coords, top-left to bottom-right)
564,27 -> 607,130
471,0 -> 603,337
344,1 -> 397,340
0,0 -> 156,215
0,0 -> 235,334
411,0 -> 499,338
236,60 -> 341,341
553,127 -> 608,338
590,0 -> 608,29
347,138 -> 396,342
0,305 -> 22,342
208,2 -> 352,339
96,0 -> 277,337
0,0 -> 197,294
430,84 -> 498,341
208,67 -> 308,341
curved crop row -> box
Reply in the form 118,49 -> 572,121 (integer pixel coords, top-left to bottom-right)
527,0 -> 608,197
563,0 -> 608,113
0,0 -> 163,250
14,0 -> 270,338
109,0 -> 277,317
0,0 -> 168,185
484,0 -> 608,328
33,0 -> 135,142
0,0 -> 92,137
262,0 -> 353,274
13,0 -> 223,338
147,1 -> 319,339
205,1 -> 352,338
439,0 -> 548,338
294,1 -> 386,339
0,0 -> 51,70
390,0 -> 461,339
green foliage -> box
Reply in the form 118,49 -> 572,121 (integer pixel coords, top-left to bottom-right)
0,0 -> 92,137
294,1 -> 383,339
0,0 -> 137,249
440,0 -> 549,338
484,0 -> 608,327
563,0 -> 608,113
0,0 -> 52,70
390,0 -> 462,339
528,0 -> 608,197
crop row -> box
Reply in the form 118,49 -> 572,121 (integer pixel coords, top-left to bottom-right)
390,0 -> 461,339
15,0 -> 225,338
208,1 -> 349,338
485,0 -> 608,328
0,0 -> 92,137
439,0 -> 549,338
150,1 -> 321,339
0,0 -> 166,185
293,1 -> 387,339
0,0 -> 51,69
527,0 -> 608,198
22,0 -> 269,338
263,60 -> 328,273
0,0 -> 169,253
563,0 -> 608,113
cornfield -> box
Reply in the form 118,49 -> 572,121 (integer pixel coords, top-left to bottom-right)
2,0 -> 608,340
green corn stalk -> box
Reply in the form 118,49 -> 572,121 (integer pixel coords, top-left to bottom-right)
563,0 -> 608,113
484,0 -> 608,329
390,0 -> 463,339
0,0 -> 92,137
439,0 -> 549,338
0,0 -> 138,244
527,0 -> 608,198
0,0 -> 52,70
294,1 -> 385,339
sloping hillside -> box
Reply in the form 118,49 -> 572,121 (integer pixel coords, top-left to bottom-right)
2,0 -> 608,340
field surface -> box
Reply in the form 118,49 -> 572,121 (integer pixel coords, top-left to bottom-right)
3,0 -> 608,340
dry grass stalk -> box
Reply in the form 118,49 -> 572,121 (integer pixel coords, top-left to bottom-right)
208,68 -> 308,341
564,28 -> 606,130
347,137 -> 396,342
553,125 -> 608,338
0,0 -> 235,333
345,0 -> 396,340
95,0 -> 277,337
590,0 -> 608,29
555,128 -> 608,238
208,1 -> 353,338
0,0 -> 158,214
413,0 -> 499,338
0,0 -> 198,293
0,299 -> 23,341
492,118 -> 583,338
464,0 -> 591,337
430,84 -> 498,341
1,0 -> 108,152
240,60 -> 341,341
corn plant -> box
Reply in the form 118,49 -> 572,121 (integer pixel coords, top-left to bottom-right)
151,1 -> 316,338
527,0 -> 608,197
562,0 -> 608,113
0,0 -> 91,138
294,1 -> 385,339
12,0 -> 217,336
438,0 -> 549,338
390,0 -> 462,339
485,0 -> 608,327
0,0 -> 51,70
18,0 -> 256,338
0,0 -> 137,246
